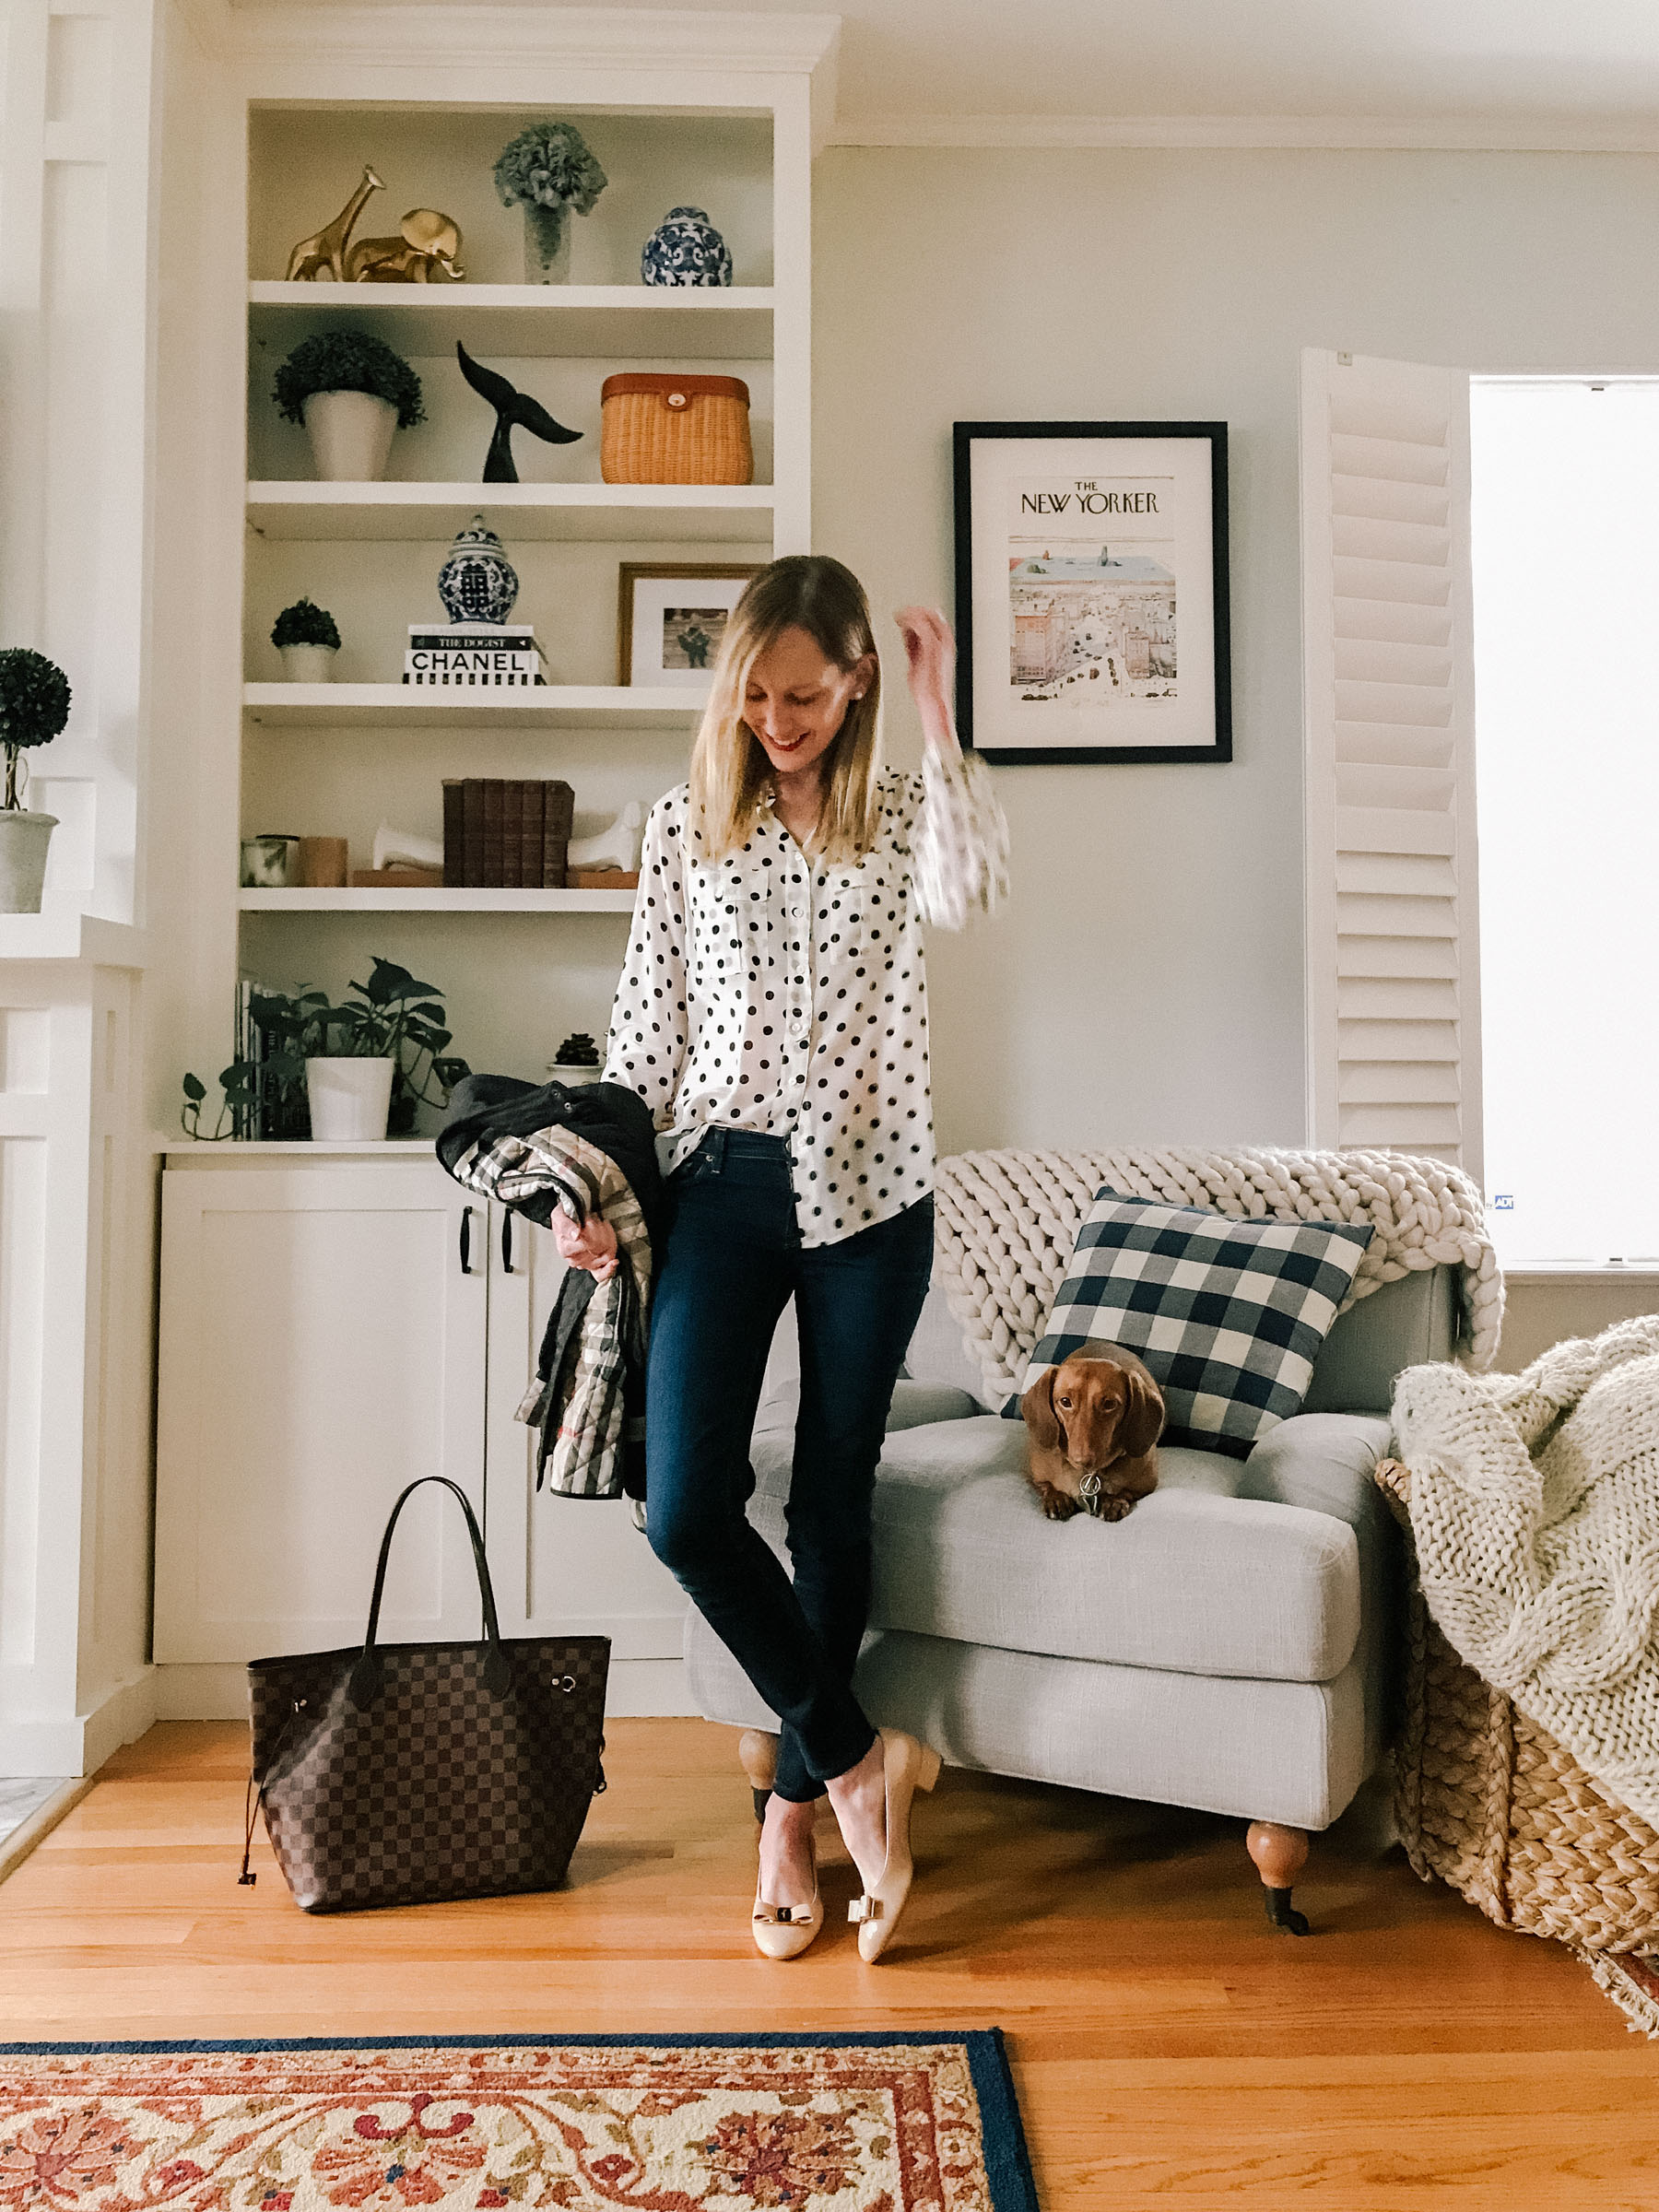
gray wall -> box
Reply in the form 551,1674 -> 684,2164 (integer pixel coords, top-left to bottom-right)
813,146 -> 1659,1158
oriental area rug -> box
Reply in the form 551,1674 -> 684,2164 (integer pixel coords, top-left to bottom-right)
0,2031 -> 1037,2212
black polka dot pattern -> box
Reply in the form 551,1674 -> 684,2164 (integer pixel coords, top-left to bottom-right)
601,761 -> 1004,1248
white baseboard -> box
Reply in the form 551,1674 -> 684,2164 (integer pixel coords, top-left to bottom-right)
601,1659 -> 699,1716
0,1665 -> 158,1778
154,1656 -> 699,1722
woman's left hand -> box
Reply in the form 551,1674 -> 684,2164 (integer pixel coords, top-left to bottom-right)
895,606 -> 956,717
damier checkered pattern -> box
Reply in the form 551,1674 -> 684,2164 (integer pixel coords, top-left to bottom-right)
248,1634 -> 609,1912
1006,1189 -> 1374,1458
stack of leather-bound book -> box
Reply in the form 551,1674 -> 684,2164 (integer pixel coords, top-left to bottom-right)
442,779 -> 575,888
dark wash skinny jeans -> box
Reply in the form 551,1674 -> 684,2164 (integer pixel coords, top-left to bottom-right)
644,1129 -> 935,1804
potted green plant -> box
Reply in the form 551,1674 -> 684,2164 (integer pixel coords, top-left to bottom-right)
0,648 -> 72,914
181,959 -> 469,1143
493,121 -> 607,284
273,330 -> 425,482
549,1030 -> 605,1087
271,598 -> 341,683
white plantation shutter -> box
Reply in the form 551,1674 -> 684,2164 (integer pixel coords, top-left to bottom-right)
1300,349 -> 1483,1181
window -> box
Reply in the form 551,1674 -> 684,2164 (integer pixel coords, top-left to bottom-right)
1471,380 -> 1659,1265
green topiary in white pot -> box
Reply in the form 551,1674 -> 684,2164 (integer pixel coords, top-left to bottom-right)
273,330 -> 425,482
0,647 -> 72,914
272,597 -> 342,682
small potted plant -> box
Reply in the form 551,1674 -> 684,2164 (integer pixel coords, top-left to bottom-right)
271,598 -> 341,682
493,121 -> 607,284
182,959 -> 468,1143
273,330 -> 425,482
0,647 -> 72,914
549,1031 -> 605,1087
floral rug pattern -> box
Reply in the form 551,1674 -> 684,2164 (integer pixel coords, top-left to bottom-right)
0,2039 -> 1024,2212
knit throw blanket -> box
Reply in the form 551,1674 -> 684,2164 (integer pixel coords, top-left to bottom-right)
1392,1315 -> 1659,1830
933,1145 -> 1502,1406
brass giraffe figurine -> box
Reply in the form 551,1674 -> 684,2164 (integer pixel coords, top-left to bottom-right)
285,167 -> 384,282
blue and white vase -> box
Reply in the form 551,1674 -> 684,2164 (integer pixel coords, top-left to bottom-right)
641,206 -> 732,288
437,514 -> 519,624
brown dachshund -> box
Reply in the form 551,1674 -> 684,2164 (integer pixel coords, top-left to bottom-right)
1020,1340 -> 1165,1523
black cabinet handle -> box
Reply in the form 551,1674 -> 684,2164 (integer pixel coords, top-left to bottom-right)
500,1211 -> 515,1275
459,1206 -> 474,1275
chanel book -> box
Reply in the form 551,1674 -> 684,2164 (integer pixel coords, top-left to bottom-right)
404,623 -> 547,686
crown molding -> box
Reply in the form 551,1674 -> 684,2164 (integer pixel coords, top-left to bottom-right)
190,4 -> 840,80
828,110 -> 1659,155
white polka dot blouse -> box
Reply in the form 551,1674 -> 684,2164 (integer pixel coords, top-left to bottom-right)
602,748 -> 1009,1246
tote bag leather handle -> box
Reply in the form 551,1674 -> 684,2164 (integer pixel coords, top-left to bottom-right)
348,1475 -> 512,1708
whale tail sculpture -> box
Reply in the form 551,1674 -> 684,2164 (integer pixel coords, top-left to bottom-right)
455,341 -> 582,484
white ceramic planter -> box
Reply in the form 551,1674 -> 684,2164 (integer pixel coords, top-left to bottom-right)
0,808 -> 58,913
279,642 -> 337,683
306,1055 -> 395,1141
549,1063 -> 605,1087
301,390 -> 398,482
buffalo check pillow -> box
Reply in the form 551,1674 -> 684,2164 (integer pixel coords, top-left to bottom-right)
1005,1190 -> 1375,1458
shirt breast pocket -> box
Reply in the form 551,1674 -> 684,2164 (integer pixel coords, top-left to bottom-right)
689,854 -> 767,982
824,850 -> 907,947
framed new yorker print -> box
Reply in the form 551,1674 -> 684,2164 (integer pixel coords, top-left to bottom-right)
953,421 -> 1231,763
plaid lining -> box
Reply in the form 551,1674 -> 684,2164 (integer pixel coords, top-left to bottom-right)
1006,1189 -> 1374,1458
449,1125 -> 651,1499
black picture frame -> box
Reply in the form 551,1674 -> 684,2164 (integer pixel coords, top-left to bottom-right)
953,420 -> 1232,764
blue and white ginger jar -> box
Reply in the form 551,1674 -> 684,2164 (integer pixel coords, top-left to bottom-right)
641,206 -> 733,288
437,514 -> 519,624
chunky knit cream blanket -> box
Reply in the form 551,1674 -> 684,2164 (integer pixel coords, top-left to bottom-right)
933,1145 -> 1502,1406
1392,1315 -> 1659,1830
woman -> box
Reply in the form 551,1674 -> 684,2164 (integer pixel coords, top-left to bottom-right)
556,554 -> 1006,1960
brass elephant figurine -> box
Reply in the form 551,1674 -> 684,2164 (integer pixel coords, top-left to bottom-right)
347,209 -> 465,284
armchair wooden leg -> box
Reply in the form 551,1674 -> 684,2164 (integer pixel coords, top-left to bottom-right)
1246,1820 -> 1311,1936
738,1728 -> 779,1823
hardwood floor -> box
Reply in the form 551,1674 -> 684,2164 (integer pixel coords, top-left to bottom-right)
1,1721 -> 1652,2209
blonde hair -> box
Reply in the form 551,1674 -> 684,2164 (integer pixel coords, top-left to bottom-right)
688,555 -> 883,865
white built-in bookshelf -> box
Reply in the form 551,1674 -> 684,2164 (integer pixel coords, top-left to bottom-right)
234,76 -> 813,1079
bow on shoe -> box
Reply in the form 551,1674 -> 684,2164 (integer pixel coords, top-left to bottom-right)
755,1900 -> 815,1926
847,1895 -> 883,1924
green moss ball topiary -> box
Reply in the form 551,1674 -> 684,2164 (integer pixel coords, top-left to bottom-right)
273,331 -> 425,431
271,599 -> 342,651
0,648 -> 72,751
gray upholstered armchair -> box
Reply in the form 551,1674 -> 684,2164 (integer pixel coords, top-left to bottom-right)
684,1161 -> 1465,1933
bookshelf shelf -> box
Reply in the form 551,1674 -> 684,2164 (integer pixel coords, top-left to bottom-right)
246,481 -> 775,544
239,888 -> 637,913
248,283 -> 776,360
242,682 -> 701,730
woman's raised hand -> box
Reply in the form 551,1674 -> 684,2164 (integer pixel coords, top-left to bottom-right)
894,606 -> 959,754
552,1207 -> 619,1281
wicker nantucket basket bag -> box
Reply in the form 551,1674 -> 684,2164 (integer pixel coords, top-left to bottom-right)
600,373 -> 753,485
1376,1458 -> 1659,1953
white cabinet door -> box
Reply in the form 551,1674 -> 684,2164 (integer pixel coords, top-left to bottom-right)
153,1161 -> 489,1662
485,1206 -> 687,1659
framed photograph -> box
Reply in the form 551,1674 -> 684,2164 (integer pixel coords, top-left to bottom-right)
617,562 -> 762,692
953,421 -> 1231,764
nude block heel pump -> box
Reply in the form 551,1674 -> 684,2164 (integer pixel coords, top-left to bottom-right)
739,1730 -> 822,1960
751,1850 -> 821,1960
847,1728 -> 943,1963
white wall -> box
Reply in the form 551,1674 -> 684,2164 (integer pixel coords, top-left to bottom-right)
810,146 -> 1659,1158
